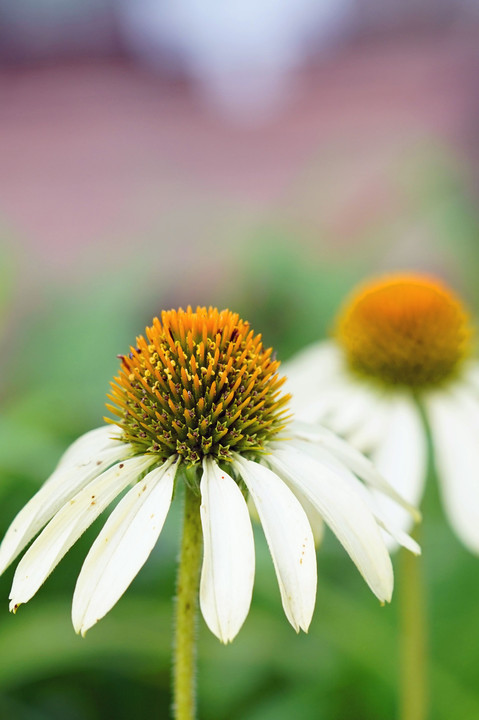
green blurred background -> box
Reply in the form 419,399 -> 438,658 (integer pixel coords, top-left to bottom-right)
1,4 -> 479,719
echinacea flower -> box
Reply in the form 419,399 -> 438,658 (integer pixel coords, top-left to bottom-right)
0,306 -> 418,643
285,273 -> 479,551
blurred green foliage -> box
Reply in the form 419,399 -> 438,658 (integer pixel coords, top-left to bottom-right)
1,154 -> 479,719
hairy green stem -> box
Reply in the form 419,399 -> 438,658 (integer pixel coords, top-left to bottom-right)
173,485 -> 203,720
399,530 -> 428,720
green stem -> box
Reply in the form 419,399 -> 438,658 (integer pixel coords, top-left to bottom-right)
173,484 -> 203,720
398,529 -> 428,720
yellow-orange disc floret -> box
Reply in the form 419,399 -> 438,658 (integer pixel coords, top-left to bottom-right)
335,274 -> 473,388
107,307 -> 290,464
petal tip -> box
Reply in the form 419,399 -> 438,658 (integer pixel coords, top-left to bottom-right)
411,507 -> 422,523
219,634 -> 234,645
74,619 -> 92,638
212,624 -> 238,645
381,588 -> 393,605
9,599 -> 21,614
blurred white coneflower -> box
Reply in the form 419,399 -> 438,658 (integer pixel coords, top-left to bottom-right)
285,273 -> 479,552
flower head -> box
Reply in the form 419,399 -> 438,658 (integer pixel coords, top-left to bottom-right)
109,307 -> 289,464
285,273 -> 479,552
336,274 -> 472,387
0,306 -> 418,642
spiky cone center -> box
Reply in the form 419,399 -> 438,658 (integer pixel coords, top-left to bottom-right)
335,274 -> 473,388
108,307 -> 290,465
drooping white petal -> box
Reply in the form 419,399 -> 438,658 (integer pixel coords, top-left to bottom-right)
292,490 -> 325,547
369,395 -> 426,546
248,467 -> 326,548
56,425 -> 123,470
0,444 -> 130,575
347,395 -> 391,454
290,383 -> 354,425
286,437 -> 420,555
72,459 -> 177,635
425,390 -> 479,553
268,444 -> 393,602
199,459 -> 255,644
283,341 -> 343,394
375,518 -> 421,555
234,455 -> 317,632
9,455 -> 155,611
284,342 -> 348,423
326,384 -> 380,438
245,450 -> 323,548
290,421 -> 421,521
463,361 -> 479,396
447,382 -> 479,433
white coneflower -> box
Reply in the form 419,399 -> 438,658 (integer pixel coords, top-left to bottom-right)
0,306 -> 418,648
285,273 -> 479,552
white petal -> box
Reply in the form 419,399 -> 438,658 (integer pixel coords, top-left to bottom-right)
289,421 -> 421,521
283,341 -> 343,391
0,444 -> 130,575
375,518 -> 421,555
369,395 -> 426,547
284,342 -> 347,421
291,490 -> 325,547
326,384 -> 380,438
463,361 -> 479,396
347,395 -> 391,454
9,455 -> 155,611
290,383 -> 353,424
448,381 -> 479,433
268,445 -> 393,602
72,459 -> 176,635
246,465 -> 323,552
199,459 -> 255,643
287,437 -> 420,555
234,455 -> 317,632
56,425 -> 123,470
425,391 -> 479,553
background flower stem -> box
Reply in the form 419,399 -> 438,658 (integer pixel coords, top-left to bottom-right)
399,528 -> 428,720
173,483 -> 203,720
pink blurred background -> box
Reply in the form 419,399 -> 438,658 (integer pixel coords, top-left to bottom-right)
0,1 -> 478,288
